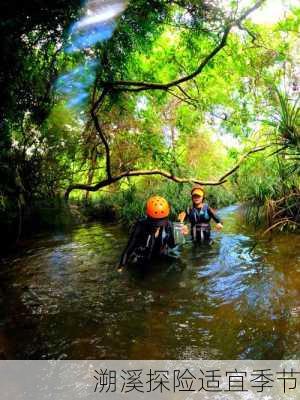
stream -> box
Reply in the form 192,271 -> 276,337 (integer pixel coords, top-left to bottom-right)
0,205 -> 299,359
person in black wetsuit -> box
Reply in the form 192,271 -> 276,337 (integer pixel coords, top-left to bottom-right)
178,185 -> 223,243
117,196 -> 177,271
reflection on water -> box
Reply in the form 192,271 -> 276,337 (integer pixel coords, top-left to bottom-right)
1,206 -> 300,359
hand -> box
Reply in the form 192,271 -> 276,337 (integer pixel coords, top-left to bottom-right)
117,265 -> 124,273
181,225 -> 189,235
215,223 -> 223,231
178,211 -> 186,223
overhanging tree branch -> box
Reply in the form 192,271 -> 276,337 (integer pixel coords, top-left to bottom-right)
97,0 -> 265,95
99,25 -> 231,93
65,0 -> 267,201
65,144 -> 270,200
65,169 -> 227,200
218,144 -> 271,181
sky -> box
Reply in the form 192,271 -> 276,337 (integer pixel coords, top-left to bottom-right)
247,0 -> 299,24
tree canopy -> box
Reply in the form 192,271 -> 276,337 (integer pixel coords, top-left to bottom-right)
1,0 -> 300,244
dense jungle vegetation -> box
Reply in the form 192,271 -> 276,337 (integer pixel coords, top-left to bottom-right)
1,0 -> 299,250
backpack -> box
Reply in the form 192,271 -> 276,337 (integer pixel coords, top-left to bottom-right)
128,220 -> 169,265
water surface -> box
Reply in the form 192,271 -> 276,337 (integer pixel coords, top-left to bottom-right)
1,205 -> 299,359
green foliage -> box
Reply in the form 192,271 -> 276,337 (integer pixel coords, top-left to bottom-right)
237,84 -> 300,230
0,0 -> 82,124
1,0 -> 300,246
82,177 -> 235,227
236,145 -> 300,229
270,89 -> 300,154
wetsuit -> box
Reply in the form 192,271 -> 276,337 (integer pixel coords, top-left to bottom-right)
120,217 -> 176,268
186,204 -> 221,243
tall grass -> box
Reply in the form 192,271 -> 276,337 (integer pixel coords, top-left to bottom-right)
79,178 -> 236,226
238,88 -> 300,232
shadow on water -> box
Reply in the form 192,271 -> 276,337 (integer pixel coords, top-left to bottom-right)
1,205 -> 300,359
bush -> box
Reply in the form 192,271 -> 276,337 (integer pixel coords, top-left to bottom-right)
81,178 -> 236,226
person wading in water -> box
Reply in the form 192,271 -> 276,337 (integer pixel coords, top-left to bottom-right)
118,196 -> 177,271
178,185 -> 223,244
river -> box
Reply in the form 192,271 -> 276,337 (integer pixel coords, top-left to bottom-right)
0,205 -> 299,359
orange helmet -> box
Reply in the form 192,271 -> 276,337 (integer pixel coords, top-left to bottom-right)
146,196 -> 170,219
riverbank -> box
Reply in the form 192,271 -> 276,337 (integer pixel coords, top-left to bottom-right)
1,185 -> 236,255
